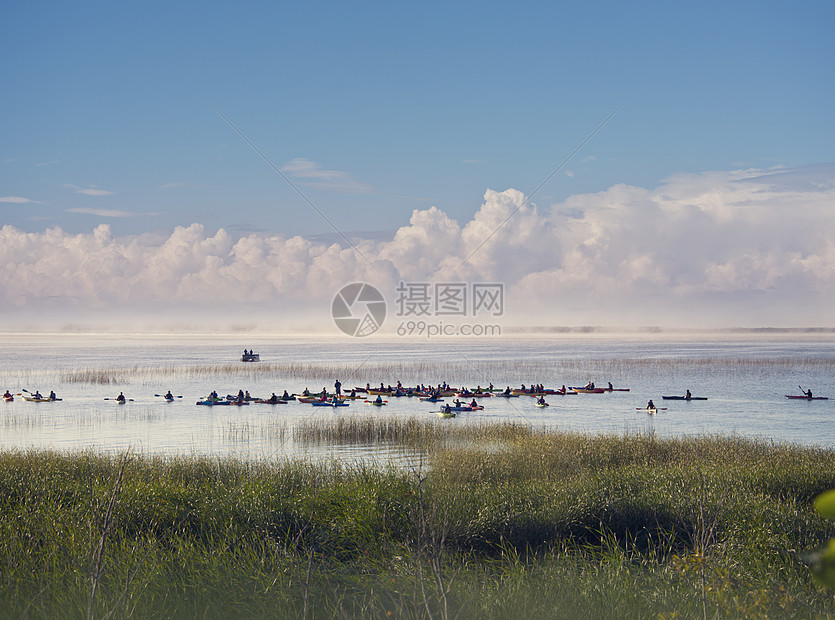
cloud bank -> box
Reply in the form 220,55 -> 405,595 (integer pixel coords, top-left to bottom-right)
1,164 -> 834,330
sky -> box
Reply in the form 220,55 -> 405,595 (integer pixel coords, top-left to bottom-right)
2,1 -> 834,332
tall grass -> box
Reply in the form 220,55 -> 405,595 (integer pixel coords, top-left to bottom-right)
0,428 -> 834,618
55,355 -> 835,385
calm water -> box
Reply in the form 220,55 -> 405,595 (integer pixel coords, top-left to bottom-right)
1,332 -> 834,460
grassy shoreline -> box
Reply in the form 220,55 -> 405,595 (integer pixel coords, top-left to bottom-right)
2,422 -> 834,618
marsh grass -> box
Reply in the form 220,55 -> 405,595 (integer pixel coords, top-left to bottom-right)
53,355 -> 835,386
1,428 -> 834,618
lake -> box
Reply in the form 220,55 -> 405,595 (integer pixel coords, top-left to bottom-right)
1,332 -> 834,460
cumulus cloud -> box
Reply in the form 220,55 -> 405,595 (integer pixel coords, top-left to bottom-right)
1,164 -> 834,329
281,158 -> 375,194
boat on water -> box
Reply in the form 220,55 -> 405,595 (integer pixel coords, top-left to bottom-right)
662,396 -> 708,401
436,410 -> 456,418
241,350 -> 260,362
570,388 -> 606,394
785,395 -> 829,400
22,394 -> 61,402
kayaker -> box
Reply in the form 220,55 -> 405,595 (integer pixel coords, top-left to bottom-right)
282,390 -> 291,400
165,390 -> 173,400
470,399 -> 478,408
3,390 -> 11,399
806,389 -> 813,398
34,391 -> 43,399
444,403 -> 451,414
268,393 -> 278,404
647,399 -> 655,410
685,389 -> 692,399
374,395 -> 383,405
537,396 -> 546,405
49,391 -> 57,401
334,379 -> 341,396
608,382 -> 613,390
116,392 -> 126,403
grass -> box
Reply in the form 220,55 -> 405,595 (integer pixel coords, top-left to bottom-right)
51,354 -> 835,386
0,426 -> 834,618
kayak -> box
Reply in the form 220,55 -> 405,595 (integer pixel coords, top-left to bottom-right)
535,402 -> 549,408
570,388 -> 606,394
196,400 -> 231,406
365,401 -> 387,406
601,388 -> 631,392
420,397 -> 444,402
3,395 -> 13,402
253,399 -> 287,404
436,411 -> 456,418
785,395 -> 829,400
662,396 -> 708,400
22,396 -> 61,402
311,401 -> 349,407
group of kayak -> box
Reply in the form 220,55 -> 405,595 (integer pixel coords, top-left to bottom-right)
4,389 -> 60,402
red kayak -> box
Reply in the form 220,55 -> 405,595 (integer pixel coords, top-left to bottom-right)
785,395 -> 829,400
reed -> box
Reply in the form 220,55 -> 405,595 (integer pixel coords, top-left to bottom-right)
0,428 -> 833,618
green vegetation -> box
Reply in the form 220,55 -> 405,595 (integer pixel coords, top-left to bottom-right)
1,420 -> 834,619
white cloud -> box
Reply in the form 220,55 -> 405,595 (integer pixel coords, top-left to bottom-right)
75,187 -> 115,196
0,196 -> 39,204
281,158 -> 375,194
1,164 -> 835,328
66,208 -> 135,217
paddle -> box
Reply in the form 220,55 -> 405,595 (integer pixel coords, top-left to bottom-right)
104,398 -> 134,402
154,394 -> 183,398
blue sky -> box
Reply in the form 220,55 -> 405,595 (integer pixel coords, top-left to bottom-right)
3,1 -> 832,237
2,2 -> 835,331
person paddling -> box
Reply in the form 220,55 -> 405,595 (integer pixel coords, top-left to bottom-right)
116,392 -> 126,403
647,399 -> 655,410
